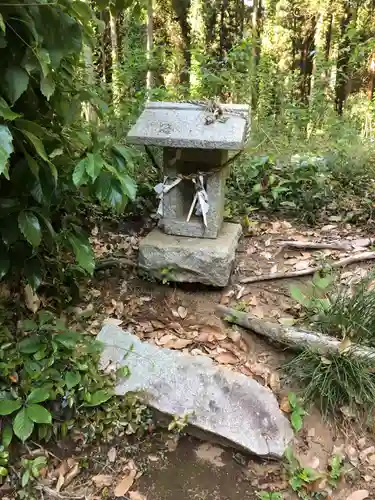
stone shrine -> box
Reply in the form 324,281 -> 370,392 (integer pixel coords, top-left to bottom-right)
127,101 -> 250,286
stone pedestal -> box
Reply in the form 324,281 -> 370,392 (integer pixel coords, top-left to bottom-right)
139,223 -> 242,287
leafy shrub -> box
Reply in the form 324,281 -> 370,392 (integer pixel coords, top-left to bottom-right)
0,310 -> 149,445
0,1 -> 137,291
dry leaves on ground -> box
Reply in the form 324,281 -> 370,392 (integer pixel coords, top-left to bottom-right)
129,491 -> 147,500
92,474 -> 113,488
346,491 -> 369,500
114,460 -> 137,497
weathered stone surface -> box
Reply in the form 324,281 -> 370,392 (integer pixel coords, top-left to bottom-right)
98,326 -> 293,458
138,223 -> 242,287
160,148 -> 228,239
127,102 -> 250,150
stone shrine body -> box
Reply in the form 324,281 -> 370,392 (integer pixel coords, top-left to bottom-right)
127,101 -> 250,286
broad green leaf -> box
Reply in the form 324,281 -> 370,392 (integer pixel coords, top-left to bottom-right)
54,331 -> 81,348
94,172 -> 111,202
121,173 -> 137,201
71,1 -> 93,19
25,152 -> 40,178
105,179 -> 126,213
86,153 -> 103,181
0,467 -> 8,478
0,125 -> 13,178
40,74 -> 55,101
0,246 -> 10,280
2,424 -> 13,448
27,388 -> 50,404
290,285 -> 310,308
26,404 -> 52,424
65,371 -> 81,389
0,97 -> 20,120
85,389 -> 113,407
0,399 -> 22,416
72,158 -> 88,186
14,119 -> 50,138
20,130 -> 48,162
288,392 -> 297,408
13,408 -> 34,442
18,211 -> 42,247
291,411 -> 303,432
68,233 -> 95,275
22,319 -> 38,331
25,258 -> 44,290
5,67 -> 29,104
36,48 -> 51,77
0,13 -> 5,32
18,335 -> 43,353
21,469 -> 30,487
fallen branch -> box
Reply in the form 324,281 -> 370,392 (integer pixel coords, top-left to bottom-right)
36,485 -> 85,500
95,257 -> 136,272
216,305 -> 375,360
278,239 -> 374,252
240,251 -> 375,284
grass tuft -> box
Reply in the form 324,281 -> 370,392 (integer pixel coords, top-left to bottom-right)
284,349 -> 375,419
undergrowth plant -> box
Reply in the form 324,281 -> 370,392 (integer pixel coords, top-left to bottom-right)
0,310 -> 150,446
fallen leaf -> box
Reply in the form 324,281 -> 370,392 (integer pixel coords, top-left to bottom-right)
227,329 -> 241,343
151,320 -> 165,329
114,469 -> 137,497
157,334 -> 176,346
294,260 -> 310,271
129,492 -> 147,500
24,284 -> 40,313
166,436 -> 179,452
345,490 -> 369,500
168,322 -> 184,334
166,338 -> 193,350
147,454 -> 159,462
92,475 -> 113,488
177,306 -> 188,319
199,325 -> 227,341
63,461 -> 80,487
270,264 -> 278,274
55,473 -> 65,492
103,318 -> 123,326
215,352 -> 238,365
269,372 -> 280,392
251,306 -> 264,319
279,396 -> 292,413
171,308 -> 180,318
278,317 -> 296,326
107,447 -> 117,463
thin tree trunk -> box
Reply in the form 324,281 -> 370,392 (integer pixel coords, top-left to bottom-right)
325,12 -> 333,61
172,0 -> 192,88
109,9 -> 120,114
82,44 -> 97,123
368,51 -> 375,101
146,0 -> 154,95
335,7 -> 352,115
101,10 -> 107,83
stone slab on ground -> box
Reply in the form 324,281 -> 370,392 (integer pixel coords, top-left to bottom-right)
98,325 -> 293,459
138,222 -> 242,287
127,101 -> 250,150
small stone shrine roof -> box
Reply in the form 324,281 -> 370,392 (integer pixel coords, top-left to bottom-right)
127,101 -> 250,150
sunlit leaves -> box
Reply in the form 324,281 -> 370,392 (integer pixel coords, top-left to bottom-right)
0,97 -> 20,120
0,125 -> 13,178
18,212 -> 42,248
68,233 -> 95,275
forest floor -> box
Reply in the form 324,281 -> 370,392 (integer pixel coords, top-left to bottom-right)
44,216 -> 375,500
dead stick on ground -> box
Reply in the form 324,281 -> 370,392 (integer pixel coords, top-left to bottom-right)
35,486 -> 85,500
277,238 -> 374,252
95,257 -> 135,271
240,251 -> 375,284
216,305 -> 375,360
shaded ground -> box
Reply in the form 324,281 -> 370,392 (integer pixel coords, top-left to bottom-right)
27,216 -> 375,499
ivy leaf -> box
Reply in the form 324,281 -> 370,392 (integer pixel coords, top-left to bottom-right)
121,173 -> 137,201
13,408 -> 34,442
0,13 -> 5,32
0,97 -> 20,120
65,371 -> 81,390
40,73 -> 55,101
26,404 -> 52,424
18,335 -> 43,354
72,158 -> 88,186
5,67 -> 29,104
20,130 -> 49,162
18,211 -> 42,247
0,125 -> 13,179
0,399 -> 22,416
68,233 -> 95,275
2,424 -> 13,448
27,388 -> 50,404
86,153 -> 103,181
85,389 -> 113,407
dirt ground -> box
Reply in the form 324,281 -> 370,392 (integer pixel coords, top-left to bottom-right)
32,216 -> 375,499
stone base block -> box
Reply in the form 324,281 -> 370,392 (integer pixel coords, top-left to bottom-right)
138,222 -> 242,287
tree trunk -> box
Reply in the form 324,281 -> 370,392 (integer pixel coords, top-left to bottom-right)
109,9 -> 120,114
146,0 -> 154,94
335,7 -> 352,115
300,16 -> 317,103
325,12 -> 333,61
172,0 -> 192,87
82,43 -> 97,123
368,51 -> 375,101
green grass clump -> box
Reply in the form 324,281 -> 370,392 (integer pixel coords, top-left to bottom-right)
285,349 -> 375,419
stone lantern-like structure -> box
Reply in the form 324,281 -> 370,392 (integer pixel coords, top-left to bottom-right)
127,101 -> 250,286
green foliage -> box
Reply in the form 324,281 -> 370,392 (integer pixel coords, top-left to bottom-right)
284,447 -> 321,499
256,492 -> 283,500
17,456 -> 47,500
0,310 -> 150,446
287,393 -> 307,433
285,349 -> 375,419
0,0 -> 137,291
290,272 -> 334,320
328,455 -> 344,487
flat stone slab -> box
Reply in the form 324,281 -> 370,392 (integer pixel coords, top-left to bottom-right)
127,102 -> 250,150
98,326 -> 293,458
138,223 -> 242,287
